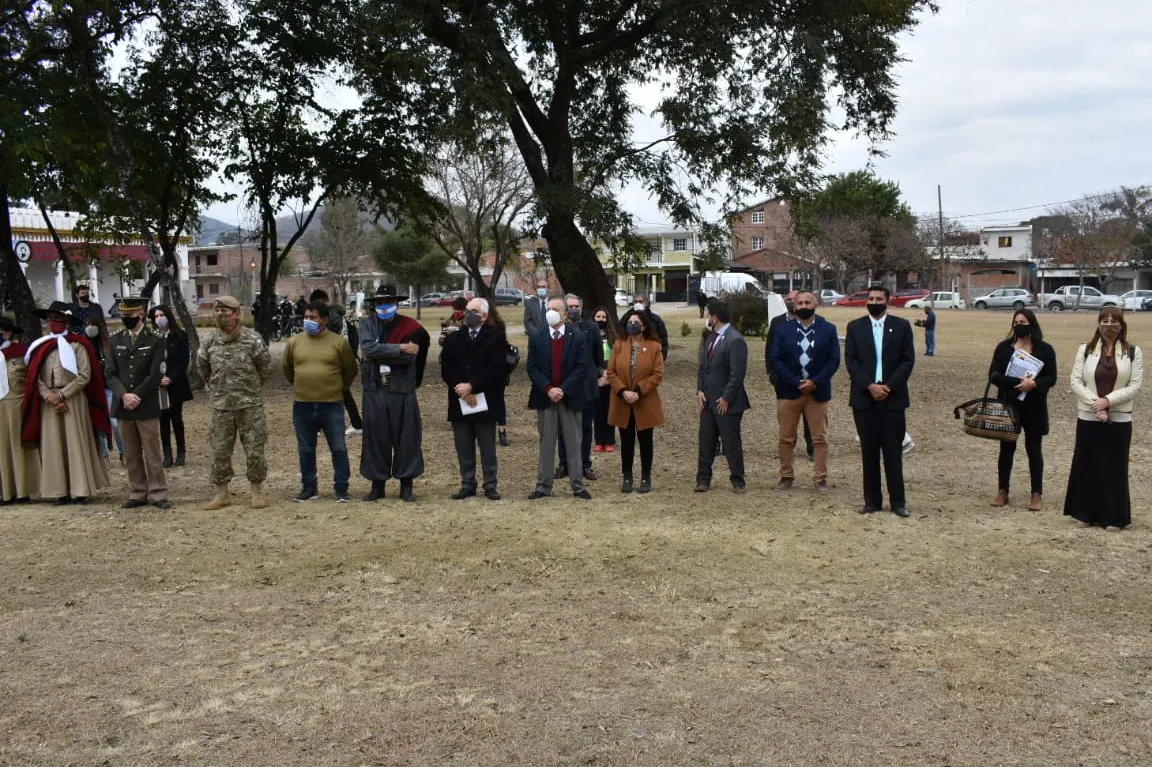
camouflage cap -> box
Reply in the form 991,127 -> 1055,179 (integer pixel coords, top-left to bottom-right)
214,295 -> 242,310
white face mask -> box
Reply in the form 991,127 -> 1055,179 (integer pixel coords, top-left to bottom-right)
545,309 -> 563,328
634,302 -> 646,312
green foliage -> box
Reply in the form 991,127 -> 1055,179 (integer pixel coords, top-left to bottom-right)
792,170 -> 914,241
680,321 -> 693,338
719,291 -> 768,339
372,225 -> 451,289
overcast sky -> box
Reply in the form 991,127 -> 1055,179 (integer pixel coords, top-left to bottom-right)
206,0 -> 1152,232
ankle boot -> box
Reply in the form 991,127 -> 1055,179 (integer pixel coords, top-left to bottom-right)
399,479 -> 415,503
363,481 -> 385,502
174,452 -> 186,467
638,476 -> 652,494
249,482 -> 268,509
203,485 -> 232,510
162,450 -> 173,469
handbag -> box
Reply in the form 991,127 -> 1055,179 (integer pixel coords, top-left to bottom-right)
953,381 -> 1020,442
505,342 -> 521,375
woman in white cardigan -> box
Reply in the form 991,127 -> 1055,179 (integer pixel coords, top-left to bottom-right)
1065,307 -> 1143,530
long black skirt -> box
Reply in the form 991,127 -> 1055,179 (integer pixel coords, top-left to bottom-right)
1063,419 -> 1131,528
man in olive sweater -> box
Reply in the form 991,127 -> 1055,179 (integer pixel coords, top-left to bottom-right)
283,300 -> 359,502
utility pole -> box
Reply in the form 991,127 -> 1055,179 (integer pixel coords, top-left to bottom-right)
937,184 -> 947,293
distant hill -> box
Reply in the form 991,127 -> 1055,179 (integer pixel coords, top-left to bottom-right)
194,207 -> 393,247
194,216 -> 239,246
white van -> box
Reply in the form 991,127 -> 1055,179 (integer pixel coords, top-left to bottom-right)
700,271 -> 769,297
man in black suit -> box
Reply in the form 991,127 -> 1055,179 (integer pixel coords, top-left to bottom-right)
527,298 -> 591,499
556,293 -> 604,481
441,297 -> 506,501
844,285 -> 916,517
766,295 -> 813,460
523,276 -> 551,338
696,299 -> 751,493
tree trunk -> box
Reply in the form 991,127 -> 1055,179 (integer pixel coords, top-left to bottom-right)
0,187 -> 42,340
541,215 -> 615,313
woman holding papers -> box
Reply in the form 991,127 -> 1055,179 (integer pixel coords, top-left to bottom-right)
1066,307 -> 1143,530
606,310 -> 664,493
987,310 -> 1058,511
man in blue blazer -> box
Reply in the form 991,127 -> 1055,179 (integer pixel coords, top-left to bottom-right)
526,298 -> 591,499
770,290 -> 840,492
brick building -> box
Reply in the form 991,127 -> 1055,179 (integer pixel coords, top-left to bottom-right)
729,199 -> 796,259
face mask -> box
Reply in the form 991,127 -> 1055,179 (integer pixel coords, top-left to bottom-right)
304,319 -> 321,335
536,288 -> 548,299
627,323 -> 643,336
48,320 -> 68,335
596,320 -> 607,330
634,303 -> 646,312
795,308 -> 815,321
1099,325 -> 1121,340
154,316 -> 169,330
85,325 -> 100,338
376,304 -> 397,321
465,312 -> 483,328
1012,324 -> 1031,338
122,316 -> 140,331
77,294 -> 89,304
866,303 -> 886,318
785,302 -> 795,314
452,310 -> 465,320
566,308 -> 581,322
545,309 -> 562,327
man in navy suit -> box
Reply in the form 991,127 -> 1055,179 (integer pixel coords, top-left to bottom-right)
844,285 -> 916,517
770,290 -> 840,492
527,298 -> 591,499
696,299 -> 751,493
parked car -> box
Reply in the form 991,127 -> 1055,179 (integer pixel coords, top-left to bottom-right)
1143,296 -> 1152,311
436,290 -> 475,307
818,289 -> 843,305
1037,285 -> 1122,312
493,287 -> 524,306
614,289 -> 631,307
889,288 -> 932,307
905,291 -> 966,310
1119,289 -> 1152,311
833,291 -> 870,307
971,288 -> 1038,310
419,292 -> 447,307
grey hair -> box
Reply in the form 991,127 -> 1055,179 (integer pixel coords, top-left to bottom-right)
472,297 -> 490,316
564,292 -> 582,307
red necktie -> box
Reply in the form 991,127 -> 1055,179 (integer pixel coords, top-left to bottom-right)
707,333 -> 720,359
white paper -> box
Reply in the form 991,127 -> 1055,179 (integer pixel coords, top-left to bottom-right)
1006,349 -> 1044,400
459,392 -> 488,415
379,364 -> 392,375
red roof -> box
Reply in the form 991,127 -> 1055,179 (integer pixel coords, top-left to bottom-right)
27,241 -> 150,262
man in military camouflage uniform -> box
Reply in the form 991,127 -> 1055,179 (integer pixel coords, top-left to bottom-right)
197,295 -> 272,509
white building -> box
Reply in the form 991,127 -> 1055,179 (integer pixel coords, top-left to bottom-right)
978,225 -> 1033,262
8,207 -> 193,310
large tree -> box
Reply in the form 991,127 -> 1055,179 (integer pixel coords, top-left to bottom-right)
303,196 -> 378,306
349,0 -> 934,310
1039,193 -> 1138,303
372,225 -> 451,320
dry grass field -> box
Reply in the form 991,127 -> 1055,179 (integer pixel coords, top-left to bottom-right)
2,305 -> 1151,766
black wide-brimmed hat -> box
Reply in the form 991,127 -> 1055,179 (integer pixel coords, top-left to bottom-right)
373,284 -> 408,303
34,300 -> 75,319
0,316 -> 20,333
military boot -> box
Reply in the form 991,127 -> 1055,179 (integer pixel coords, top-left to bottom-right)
203,485 -> 232,510
249,483 -> 269,509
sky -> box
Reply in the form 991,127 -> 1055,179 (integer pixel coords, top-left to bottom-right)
206,0 -> 1152,233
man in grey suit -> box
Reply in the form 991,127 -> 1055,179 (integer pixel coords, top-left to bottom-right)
522,276 -> 551,338
696,299 -> 750,493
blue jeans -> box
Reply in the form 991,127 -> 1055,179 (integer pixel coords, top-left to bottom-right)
292,401 -> 350,492
925,330 -> 936,356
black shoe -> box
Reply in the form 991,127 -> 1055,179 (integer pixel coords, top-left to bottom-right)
584,468 -> 597,481
15,496 -> 31,504
121,499 -> 149,509
452,487 -> 477,500
174,453 -> 186,467
892,505 -> 911,518
554,467 -> 568,479
621,477 -> 634,493
162,456 -> 173,469
528,489 -> 550,500
498,430 -> 509,447
152,500 -> 173,510
399,481 -> 415,503
335,491 -> 351,503
574,489 -> 593,500
858,505 -> 881,515
55,496 -> 72,506
72,497 -> 88,505
363,482 -> 385,502
638,477 -> 651,494
293,488 -> 318,502
484,488 -> 501,501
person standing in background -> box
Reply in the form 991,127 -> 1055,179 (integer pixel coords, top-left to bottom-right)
695,299 -> 750,494
0,317 -> 39,504
523,276 -> 551,339
914,305 -> 937,357
592,306 -> 617,454
631,294 -> 669,360
70,282 -> 107,356
86,316 -> 124,463
148,304 -> 193,469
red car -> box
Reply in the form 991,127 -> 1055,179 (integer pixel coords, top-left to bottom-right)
889,288 -> 931,307
436,290 -> 475,307
833,291 -> 870,307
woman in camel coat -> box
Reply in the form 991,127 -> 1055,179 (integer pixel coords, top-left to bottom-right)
606,310 -> 664,494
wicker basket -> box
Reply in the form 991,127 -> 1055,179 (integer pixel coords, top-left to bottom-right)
953,382 -> 1021,442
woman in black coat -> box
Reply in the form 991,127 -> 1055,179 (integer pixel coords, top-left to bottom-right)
987,309 -> 1057,511
148,304 -> 193,467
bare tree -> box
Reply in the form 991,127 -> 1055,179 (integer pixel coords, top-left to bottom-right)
424,143 -> 533,299
304,196 -> 376,306
801,217 -> 872,293
1039,193 -> 1137,307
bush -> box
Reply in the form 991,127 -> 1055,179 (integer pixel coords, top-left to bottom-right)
680,321 -> 693,337
718,290 -> 768,338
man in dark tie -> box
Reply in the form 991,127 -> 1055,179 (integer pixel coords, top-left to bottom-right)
526,298 -> 591,499
523,276 -> 551,338
696,299 -> 750,493
844,285 -> 916,517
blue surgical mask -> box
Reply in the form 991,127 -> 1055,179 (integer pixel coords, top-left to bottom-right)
536,288 -> 548,299
303,319 -> 321,335
376,304 -> 397,321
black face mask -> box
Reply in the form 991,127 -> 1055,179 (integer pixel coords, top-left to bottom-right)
596,320 -> 607,329
567,308 -> 581,322
795,308 -> 815,321
122,315 -> 140,331
627,323 -> 643,336
866,303 -> 886,318
1012,324 -> 1031,338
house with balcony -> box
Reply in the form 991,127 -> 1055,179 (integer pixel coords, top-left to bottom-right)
597,226 -> 703,301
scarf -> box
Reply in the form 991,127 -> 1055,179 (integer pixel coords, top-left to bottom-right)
24,333 -> 79,375
21,333 -> 111,447
379,314 -> 430,386
1,341 -> 28,400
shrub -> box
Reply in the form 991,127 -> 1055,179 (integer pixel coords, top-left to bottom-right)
680,321 -> 693,338
718,290 -> 768,338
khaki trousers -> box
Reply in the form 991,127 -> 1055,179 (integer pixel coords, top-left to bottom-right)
777,396 -> 829,484
120,418 -> 168,502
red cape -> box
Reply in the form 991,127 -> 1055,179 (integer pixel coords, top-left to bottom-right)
3,342 -> 27,361
21,334 -> 112,446
384,314 -> 430,386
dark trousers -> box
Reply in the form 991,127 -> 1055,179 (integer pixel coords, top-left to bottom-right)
998,430 -> 1044,494
595,386 -> 615,445
343,389 -> 363,430
558,403 -> 595,471
452,419 -> 498,491
619,412 -> 653,479
292,401 -> 350,492
853,406 -> 907,508
697,408 -> 745,487
160,399 -> 185,458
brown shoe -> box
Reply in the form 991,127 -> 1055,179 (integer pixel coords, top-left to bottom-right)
694,483 -> 710,493
815,482 -> 829,495
990,490 -> 1009,508
1028,493 -> 1042,512
249,482 -> 269,510
732,485 -> 747,495
203,487 -> 232,510
775,478 -> 794,491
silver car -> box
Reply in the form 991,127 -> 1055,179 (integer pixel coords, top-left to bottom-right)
972,288 -> 1037,310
